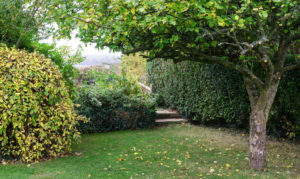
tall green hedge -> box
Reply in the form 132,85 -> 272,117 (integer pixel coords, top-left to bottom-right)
147,59 -> 300,139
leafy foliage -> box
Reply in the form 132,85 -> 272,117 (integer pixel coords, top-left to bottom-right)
122,54 -> 148,84
0,0 -> 51,48
26,42 -> 84,98
75,69 -> 156,133
0,0 -> 34,47
0,47 -> 86,162
75,87 -> 156,133
77,69 -> 142,96
148,59 -> 300,139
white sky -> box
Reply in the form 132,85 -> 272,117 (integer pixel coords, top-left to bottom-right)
40,31 -> 122,57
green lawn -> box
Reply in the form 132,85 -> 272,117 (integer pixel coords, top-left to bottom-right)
0,124 -> 299,179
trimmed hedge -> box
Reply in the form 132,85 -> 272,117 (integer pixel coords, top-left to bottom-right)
147,59 -> 300,139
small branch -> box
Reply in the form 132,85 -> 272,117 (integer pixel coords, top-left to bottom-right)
283,62 -> 300,72
200,28 -> 231,39
240,36 -> 268,55
255,13 -> 266,37
122,46 -> 152,54
287,33 -> 300,44
229,32 -> 244,52
65,14 -> 113,30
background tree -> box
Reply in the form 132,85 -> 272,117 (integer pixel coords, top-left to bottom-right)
51,0 -> 300,170
0,0 -> 51,48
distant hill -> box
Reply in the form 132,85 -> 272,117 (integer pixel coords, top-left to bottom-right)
75,54 -> 122,67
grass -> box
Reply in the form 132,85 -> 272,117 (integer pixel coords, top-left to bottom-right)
0,124 -> 299,179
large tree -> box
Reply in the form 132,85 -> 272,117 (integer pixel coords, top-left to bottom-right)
51,0 -> 299,170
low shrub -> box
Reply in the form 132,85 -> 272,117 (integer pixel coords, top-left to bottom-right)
75,86 -> 156,133
0,47 -> 86,162
76,68 -> 143,96
75,68 -> 156,133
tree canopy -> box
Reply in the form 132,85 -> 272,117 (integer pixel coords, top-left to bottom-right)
53,0 -> 299,76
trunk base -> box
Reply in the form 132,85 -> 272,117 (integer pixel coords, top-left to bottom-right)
249,153 -> 266,170
249,110 -> 267,170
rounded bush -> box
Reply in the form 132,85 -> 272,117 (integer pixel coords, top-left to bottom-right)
0,47 -> 85,162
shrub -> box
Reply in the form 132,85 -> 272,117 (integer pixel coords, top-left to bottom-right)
75,86 -> 156,133
0,47 -> 86,162
76,68 -> 143,96
75,68 -> 156,133
147,59 -> 300,139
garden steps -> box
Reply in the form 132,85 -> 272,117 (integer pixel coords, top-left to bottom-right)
155,110 -> 188,124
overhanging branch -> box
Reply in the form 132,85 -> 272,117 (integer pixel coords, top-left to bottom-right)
176,45 -> 265,89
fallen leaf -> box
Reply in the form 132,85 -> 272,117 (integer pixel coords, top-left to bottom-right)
75,152 -> 83,156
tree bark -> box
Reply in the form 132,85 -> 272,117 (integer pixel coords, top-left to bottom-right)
249,108 -> 267,170
244,75 -> 280,170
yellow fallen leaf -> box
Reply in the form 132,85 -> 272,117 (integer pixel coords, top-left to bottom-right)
120,168 -> 126,170
226,163 -> 231,168
117,158 -> 125,161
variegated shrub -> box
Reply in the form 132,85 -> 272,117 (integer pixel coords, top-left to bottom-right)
0,47 -> 86,162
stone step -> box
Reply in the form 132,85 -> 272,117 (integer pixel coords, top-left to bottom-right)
156,110 -> 182,119
155,118 -> 188,123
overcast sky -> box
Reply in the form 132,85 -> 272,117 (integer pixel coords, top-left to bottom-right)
40,29 -> 122,66
41,35 -> 121,56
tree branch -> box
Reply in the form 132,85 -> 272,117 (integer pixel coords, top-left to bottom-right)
122,46 -> 152,54
175,44 -> 265,89
283,62 -> 300,72
65,14 -> 113,30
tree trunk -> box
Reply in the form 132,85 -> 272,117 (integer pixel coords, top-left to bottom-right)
249,108 -> 267,170
244,75 -> 281,170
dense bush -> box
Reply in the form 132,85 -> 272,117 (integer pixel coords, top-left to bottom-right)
0,47 -> 86,162
147,59 -> 300,139
75,69 -> 156,133
75,87 -> 156,133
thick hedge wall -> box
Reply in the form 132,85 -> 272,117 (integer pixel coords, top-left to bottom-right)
147,59 -> 300,139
